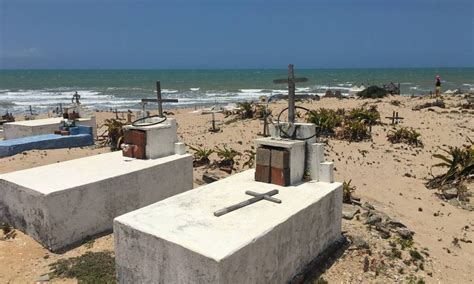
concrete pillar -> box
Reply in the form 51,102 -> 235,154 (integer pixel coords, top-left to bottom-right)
319,162 -> 334,183
310,143 -> 325,181
174,142 -> 186,155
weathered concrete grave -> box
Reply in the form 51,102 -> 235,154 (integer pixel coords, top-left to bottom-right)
114,138 -> 342,283
0,117 -> 192,252
3,116 -> 97,140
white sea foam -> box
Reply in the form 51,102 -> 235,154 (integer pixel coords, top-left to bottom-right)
239,89 -> 263,93
190,88 -> 200,91
162,89 -> 178,94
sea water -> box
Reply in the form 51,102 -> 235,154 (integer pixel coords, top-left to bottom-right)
0,68 -> 473,114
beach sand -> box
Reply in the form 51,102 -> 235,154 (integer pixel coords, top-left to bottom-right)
0,95 -> 473,283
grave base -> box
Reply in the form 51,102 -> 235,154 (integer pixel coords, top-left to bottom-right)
114,170 -> 342,283
0,151 -> 192,252
3,117 -> 97,140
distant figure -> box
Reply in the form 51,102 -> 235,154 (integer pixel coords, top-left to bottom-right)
435,75 -> 442,97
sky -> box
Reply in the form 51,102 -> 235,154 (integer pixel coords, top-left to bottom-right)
0,0 -> 473,69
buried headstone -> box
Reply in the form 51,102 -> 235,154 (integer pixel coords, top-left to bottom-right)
0,83 -> 193,252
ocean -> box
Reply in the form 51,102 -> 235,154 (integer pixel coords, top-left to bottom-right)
0,68 -> 473,114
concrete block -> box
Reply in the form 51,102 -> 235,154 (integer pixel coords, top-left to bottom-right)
255,165 -> 271,183
319,162 -> 334,183
3,117 -> 97,140
114,170 -> 342,283
271,167 -> 290,186
255,138 -> 305,185
174,142 -> 186,155
124,118 -> 178,159
310,143 -> 325,181
255,147 -> 271,166
270,149 -> 289,169
0,151 -> 193,252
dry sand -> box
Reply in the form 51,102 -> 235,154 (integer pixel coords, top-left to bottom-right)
0,95 -> 473,283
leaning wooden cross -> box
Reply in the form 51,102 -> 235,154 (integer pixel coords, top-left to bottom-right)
141,81 -> 178,117
273,64 -> 308,123
213,190 -> 282,217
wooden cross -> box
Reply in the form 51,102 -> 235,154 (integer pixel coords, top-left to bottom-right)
385,111 -> 404,125
141,81 -> 178,117
273,64 -> 308,123
213,189 -> 282,217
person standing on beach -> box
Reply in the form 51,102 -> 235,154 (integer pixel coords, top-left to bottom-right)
435,75 -> 442,97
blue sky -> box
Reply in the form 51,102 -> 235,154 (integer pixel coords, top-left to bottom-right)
1,0 -> 473,69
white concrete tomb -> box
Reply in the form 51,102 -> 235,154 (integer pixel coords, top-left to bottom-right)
114,142 -> 342,283
0,117 -> 192,252
3,116 -> 97,140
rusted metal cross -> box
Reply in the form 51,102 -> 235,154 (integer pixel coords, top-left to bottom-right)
273,64 -> 308,123
141,81 -> 178,117
213,189 -> 282,217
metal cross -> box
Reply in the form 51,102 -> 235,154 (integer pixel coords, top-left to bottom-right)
214,189 -> 282,217
273,64 -> 308,123
141,81 -> 179,117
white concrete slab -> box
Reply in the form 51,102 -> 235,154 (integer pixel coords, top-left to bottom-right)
114,170 -> 342,283
3,117 -> 97,140
0,151 -> 193,252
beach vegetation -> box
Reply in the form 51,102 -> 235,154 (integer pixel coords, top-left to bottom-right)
387,127 -> 423,147
188,145 -> 214,166
99,118 -> 125,150
339,120 -> 371,142
49,251 -> 115,283
0,221 -> 16,240
237,102 -> 255,119
426,139 -> 473,196
255,104 -> 271,119
215,146 -> 241,168
342,179 -> 357,203
348,105 -> 380,125
306,108 -> 344,135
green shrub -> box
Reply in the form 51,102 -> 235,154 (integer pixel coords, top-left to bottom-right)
340,120 -> 370,141
306,108 -> 344,135
348,105 -> 380,125
387,127 -> 423,147
343,180 -> 356,203
427,141 -> 473,189
237,102 -> 254,119
189,145 -> 214,165
215,146 -> 241,167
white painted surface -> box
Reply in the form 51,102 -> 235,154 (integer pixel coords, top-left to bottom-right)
124,118 -> 178,159
310,143 -> 325,181
319,162 -> 335,183
3,116 -> 97,140
255,137 -> 305,184
0,151 -> 193,251
114,170 -> 342,283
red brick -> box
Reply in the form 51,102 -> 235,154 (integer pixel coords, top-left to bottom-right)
271,168 -> 290,186
255,165 -> 271,183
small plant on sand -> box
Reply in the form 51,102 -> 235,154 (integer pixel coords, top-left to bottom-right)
426,139 -> 473,196
387,127 -> 423,147
348,105 -> 380,125
100,118 -> 125,150
306,108 -> 344,135
237,102 -> 255,119
342,179 -> 357,203
0,222 -> 16,240
339,120 -> 370,142
49,251 -> 115,283
189,145 -> 214,166
255,104 -> 271,119
215,146 -> 241,168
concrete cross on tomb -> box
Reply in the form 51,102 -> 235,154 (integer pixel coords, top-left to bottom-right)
273,64 -> 308,123
141,81 -> 179,117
